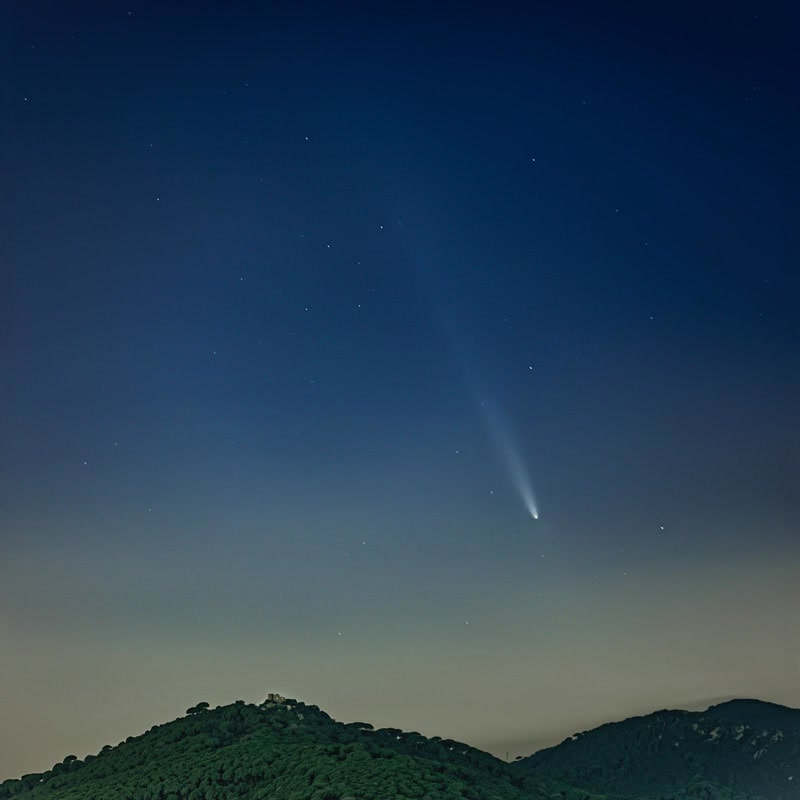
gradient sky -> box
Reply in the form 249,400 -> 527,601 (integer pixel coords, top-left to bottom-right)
1,0 -> 798,781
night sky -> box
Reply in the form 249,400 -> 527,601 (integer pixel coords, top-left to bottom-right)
1,1 -> 798,780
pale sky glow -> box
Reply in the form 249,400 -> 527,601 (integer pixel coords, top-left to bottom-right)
2,1 -> 796,784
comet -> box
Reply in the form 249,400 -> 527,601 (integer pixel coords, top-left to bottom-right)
480,397 -> 540,521
416,295 -> 540,521
430,307 -> 540,520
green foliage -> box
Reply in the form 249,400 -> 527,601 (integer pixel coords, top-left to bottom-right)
512,700 -> 800,800
0,700 -> 599,800
3,698 -> 793,800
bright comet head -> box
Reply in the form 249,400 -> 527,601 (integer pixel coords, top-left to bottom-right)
473,394 -> 540,524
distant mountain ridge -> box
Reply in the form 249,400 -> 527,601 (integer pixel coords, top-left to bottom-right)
1,696 -> 797,800
0,697 -> 615,800
513,699 -> 800,800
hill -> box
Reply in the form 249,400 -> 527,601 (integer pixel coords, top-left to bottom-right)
512,699 -> 800,800
0,696 -> 613,800
3,696 -> 797,800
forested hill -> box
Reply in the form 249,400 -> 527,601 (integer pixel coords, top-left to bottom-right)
0,697 -> 613,800
4,697 -> 796,800
512,699 -> 800,800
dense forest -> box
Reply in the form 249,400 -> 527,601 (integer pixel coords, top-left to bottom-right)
514,699 -> 800,800
0,698 -> 611,800
1,697 -> 796,800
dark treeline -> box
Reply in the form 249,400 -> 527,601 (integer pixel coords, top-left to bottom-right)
3,697 -> 796,800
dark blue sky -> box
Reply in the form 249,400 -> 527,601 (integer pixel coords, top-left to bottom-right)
1,0 -> 798,779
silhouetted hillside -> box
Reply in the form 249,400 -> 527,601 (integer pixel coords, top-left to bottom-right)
4,697 -> 797,800
513,699 -> 800,800
0,697 -> 611,800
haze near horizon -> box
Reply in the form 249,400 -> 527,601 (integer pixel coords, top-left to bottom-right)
1,0 -> 797,781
